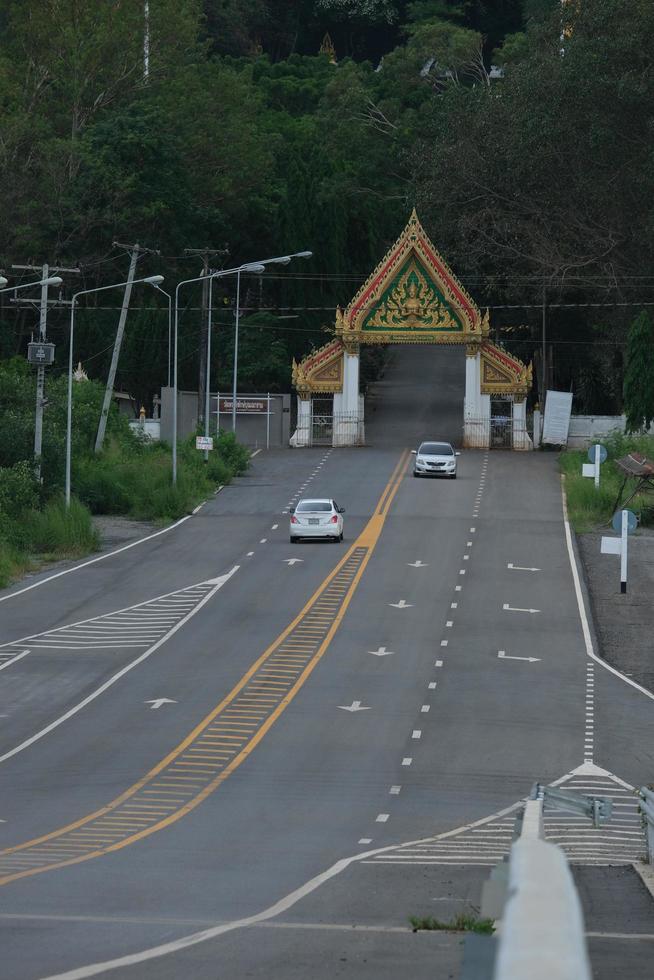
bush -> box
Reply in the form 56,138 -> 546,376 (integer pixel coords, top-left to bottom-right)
25,497 -> 100,557
560,433 -> 654,531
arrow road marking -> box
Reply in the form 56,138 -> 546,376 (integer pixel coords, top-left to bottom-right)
407,561 -> 428,568
145,698 -> 177,710
369,646 -> 394,657
507,563 -> 541,572
283,558 -> 304,566
503,603 -> 540,614
389,599 -> 413,609
338,701 -> 371,712
498,651 -> 541,663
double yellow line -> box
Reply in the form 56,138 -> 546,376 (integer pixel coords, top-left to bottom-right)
0,449 -> 410,886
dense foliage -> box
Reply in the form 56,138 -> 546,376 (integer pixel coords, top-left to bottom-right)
1,0 -> 652,420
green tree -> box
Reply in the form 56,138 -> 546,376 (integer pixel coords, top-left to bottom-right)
623,311 -> 654,433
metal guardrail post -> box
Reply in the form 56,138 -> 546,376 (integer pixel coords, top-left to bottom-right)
639,787 -> 654,863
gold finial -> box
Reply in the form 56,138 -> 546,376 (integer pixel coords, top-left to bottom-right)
319,33 -> 337,65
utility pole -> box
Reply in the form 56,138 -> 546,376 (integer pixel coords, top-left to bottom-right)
12,262 -> 79,482
95,242 -> 159,454
183,247 -> 228,429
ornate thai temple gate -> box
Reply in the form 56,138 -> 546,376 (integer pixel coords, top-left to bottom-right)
291,211 -> 532,450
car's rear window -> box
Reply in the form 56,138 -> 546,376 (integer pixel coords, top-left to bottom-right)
419,443 -> 453,455
296,500 -> 332,513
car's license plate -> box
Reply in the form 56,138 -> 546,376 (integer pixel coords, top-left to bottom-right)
309,518 -> 319,525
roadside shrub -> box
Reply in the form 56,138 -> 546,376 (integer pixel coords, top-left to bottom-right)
560,433 -> 654,531
25,497 -> 100,556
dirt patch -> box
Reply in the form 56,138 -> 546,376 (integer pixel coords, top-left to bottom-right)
92,515 -> 158,553
577,528 -> 654,692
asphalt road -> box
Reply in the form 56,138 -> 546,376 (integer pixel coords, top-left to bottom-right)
0,345 -> 652,980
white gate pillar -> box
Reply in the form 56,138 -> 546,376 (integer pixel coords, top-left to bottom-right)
333,347 -> 361,446
290,396 -> 311,447
463,347 -> 489,448
512,398 -> 532,450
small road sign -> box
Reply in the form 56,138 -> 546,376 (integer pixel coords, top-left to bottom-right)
195,436 -> 213,451
612,509 -> 637,534
587,443 -> 607,465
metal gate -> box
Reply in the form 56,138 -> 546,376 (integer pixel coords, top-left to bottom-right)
490,399 -> 513,449
311,397 -> 334,446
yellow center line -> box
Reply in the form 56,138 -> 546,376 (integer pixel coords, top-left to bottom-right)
0,449 -> 409,886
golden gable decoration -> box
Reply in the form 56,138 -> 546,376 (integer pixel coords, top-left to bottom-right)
292,337 -> 344,399
480,341 -> 532,400
335,209 -> 490,347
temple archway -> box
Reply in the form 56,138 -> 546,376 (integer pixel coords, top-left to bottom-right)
291,211 -> 532,450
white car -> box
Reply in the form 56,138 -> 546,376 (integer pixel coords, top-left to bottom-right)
412,441 -> 460,478
290,498 -> 345,543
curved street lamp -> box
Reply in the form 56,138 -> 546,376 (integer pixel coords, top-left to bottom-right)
65,275 -> 164,507
230,251 -> 313,433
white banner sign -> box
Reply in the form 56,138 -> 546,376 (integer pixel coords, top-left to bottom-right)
196,436 -> 214,451
542,390 -> 573,445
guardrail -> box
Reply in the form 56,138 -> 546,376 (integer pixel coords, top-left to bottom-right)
493,799 -> 592,980
639,786 -> 654,863
486,789 -> 593,980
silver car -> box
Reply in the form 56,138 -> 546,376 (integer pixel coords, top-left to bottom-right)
290,498 -> 345,543
412,441 -> 460,478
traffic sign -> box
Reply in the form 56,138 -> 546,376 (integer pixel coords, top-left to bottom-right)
612,509 -> 637,534
195,436 -> 214,451
588,443 -> 607,464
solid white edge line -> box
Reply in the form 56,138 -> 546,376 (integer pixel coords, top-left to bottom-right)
0,650 -> 30,671
38,799 -> 526,980
39,761 -> 631,980
250,449 -> 262,458
0,575 -> 227,651
0,515 -> 192,605
0,568 -> 239,766
560,476 -> 654,703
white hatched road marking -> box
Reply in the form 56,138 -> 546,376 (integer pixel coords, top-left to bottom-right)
363,764 -> 645,868
0,578 -> 229,655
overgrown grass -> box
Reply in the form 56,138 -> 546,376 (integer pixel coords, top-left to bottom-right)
0,496 -> 100,587
73,431 -> 249,523
409,913 -> 495,934
560,432 -> 654,532
0,430 -> 250,588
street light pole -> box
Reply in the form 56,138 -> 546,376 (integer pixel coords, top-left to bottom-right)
230,251 -> 312,435
66,275 -> 164,508
231,266 -> 242,435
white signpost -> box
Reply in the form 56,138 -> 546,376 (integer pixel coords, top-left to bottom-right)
542,390 -> 573,446
195,435 -> 213,451
601,509 -> 638,594
581,443 -> 607,488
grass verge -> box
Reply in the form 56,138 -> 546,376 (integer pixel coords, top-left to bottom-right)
559,432 -> 654,532
0,431 -> 250,589
409,913 -> 495,934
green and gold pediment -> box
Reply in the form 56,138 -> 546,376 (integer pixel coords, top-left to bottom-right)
335,210 -> 489,346
361,256 -> 464,334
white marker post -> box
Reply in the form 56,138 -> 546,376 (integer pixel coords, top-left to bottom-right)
620,509 -> 628,594
582,443 -> 606,487
601,508 -> 637,595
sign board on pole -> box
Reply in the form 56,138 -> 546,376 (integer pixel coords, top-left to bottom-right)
27,342 -> 55,365
542,390 -> 573,445
195,436 -> 214,451
588,444 -> 607,465
217,397 -> 268,415
612,509 -> 637,534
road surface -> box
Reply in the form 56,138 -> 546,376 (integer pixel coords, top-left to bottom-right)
0,345 -> 652,980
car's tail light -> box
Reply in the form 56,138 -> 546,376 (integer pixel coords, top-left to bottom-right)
330,515 -> 338,523
291,515 -> 299,524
